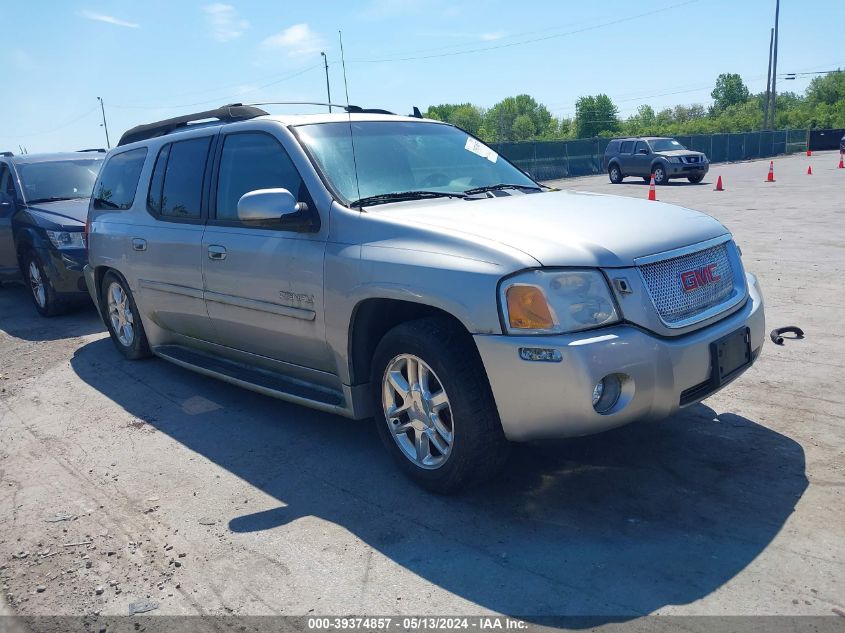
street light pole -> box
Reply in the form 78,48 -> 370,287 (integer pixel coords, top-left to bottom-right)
97,96 -> 111,149
763,27 -> 774,129
320,52 -> 332,113
769,0 -> 780,130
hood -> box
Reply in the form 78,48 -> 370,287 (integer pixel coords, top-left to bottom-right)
374,190 -> 728,268
25,198 -> 89,227
658,149 -> 704,157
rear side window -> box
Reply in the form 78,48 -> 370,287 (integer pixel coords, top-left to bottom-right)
620,141 -> 634,154
148,137 -> 211,220
215,132 -> 309,223
93,148 -> 147,210
605,140 -> 620,154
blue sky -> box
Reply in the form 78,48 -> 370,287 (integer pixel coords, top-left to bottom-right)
2,0 -> 843,153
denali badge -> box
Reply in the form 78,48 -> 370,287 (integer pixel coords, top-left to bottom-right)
680,263 -> 720,292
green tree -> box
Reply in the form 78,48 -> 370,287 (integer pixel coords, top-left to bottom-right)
711,73 -> 750,111
574,94 -> 620,138
424,103 -> 484,135
805,70 -> 845,106
481,94 -> 554,142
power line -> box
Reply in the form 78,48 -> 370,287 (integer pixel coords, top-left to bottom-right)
347,0 -> 700,64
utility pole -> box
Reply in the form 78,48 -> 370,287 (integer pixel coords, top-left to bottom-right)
763,27 -> 774,129
320,52 -> 332,113
769,0 -> 780,130
97,96 -> 111,149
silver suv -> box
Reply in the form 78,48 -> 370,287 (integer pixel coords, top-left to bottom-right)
604,136 -> 709,185
85,104 -> 764,492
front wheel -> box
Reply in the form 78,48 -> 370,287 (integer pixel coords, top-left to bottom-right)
653,164 -> 669,186
23,251 -> 65,317
371,317 -> 510,493
101,271 -> 151,360
688,174 -> 704,184
608,164 -> 623,184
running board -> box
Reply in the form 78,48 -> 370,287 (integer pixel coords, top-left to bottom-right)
153,344 -> 348,416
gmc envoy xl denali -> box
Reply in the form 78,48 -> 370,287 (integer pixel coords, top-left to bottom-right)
84,104 -> 764,492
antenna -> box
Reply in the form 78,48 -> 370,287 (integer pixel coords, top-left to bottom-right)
339,30 -> 362,204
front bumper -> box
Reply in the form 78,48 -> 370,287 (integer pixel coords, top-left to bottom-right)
40,246 -> 88,296
668,162 -> 709,177
474,272 -> 764,441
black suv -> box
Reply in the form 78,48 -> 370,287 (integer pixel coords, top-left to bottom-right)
0,151 -> 104,315
603,136 -> 709,185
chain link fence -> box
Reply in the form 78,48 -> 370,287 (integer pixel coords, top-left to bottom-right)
493,129 -> 809,181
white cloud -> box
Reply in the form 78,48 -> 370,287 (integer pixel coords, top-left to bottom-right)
261,24 -> 324,57
80,10 -> 139,28
203,3 -> 249,42
480,31 -> 505,41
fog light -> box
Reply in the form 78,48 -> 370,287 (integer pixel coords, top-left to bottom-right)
519,347 -> 562,362
592,375 -> 622,413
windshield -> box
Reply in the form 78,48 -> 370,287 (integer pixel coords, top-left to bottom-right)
18,158 -> 103,203
649,139 -> 686,152
295,121 -> 537,205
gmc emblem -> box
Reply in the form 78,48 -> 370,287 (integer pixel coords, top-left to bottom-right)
680,263 -> 720,292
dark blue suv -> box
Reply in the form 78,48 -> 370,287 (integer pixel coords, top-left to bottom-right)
0,151 -> 104,316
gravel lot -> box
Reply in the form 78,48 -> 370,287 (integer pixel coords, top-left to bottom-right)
0,151 -> 843,621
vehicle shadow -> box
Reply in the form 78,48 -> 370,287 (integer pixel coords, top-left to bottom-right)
0,282 -> 103,341
70,338 -> 807,621
619,180 -> 708,186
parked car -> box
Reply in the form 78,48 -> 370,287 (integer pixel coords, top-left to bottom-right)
85,104 -> 764,492
0,150 -> 104,315
604,136 -> 709,185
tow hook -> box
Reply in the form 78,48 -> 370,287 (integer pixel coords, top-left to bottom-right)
770,326 -> 804,346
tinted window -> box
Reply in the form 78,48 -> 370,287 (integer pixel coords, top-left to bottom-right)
159,137 -> 211,219
216,133 -> 308,222
0,164 -> 14,197
146,144 -> 170,215
605,140 -> 620,154
93,148 -> 147,210
620,141 -> 634,154
635,141 -> 649,154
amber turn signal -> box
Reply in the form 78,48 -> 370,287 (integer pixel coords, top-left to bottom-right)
506,285 -> 555,330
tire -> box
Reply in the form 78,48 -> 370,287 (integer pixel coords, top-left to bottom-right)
688,174 -> 704,184
652,164 -> 669,186
22,251 -> 66,317
370,316 -> 510,493
101,271 -> 151,360
608,164 -> 623,184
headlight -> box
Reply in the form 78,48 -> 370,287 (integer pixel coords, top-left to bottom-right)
668,156 -> 683,163
45,230 -> 85,249
500,269 -> 620,335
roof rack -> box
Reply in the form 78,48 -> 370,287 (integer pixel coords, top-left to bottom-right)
1,151 -> 13,157
78,148 -> 107,153
117,103 -> 270,147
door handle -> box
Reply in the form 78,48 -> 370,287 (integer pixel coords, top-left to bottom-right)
207,245 -> 227,261
131,238 -> 147,251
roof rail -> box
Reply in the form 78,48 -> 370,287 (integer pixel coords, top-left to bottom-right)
344,105 -> 396,115
1,151 -> 13,157
117,103 -> 269,147
78,148 -> 107,153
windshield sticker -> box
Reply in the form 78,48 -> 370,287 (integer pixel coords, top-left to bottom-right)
465,137 -> 498,163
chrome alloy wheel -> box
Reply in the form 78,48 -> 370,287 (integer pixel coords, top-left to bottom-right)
382,354 -> 454,469
107,281 -> 135,347
28,261 -> 46,308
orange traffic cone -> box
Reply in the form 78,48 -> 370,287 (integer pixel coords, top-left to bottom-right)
807,165 -> 813,175
714,175 -> 724,191
807,149 -> 812,156
765,161 -> 775,182
648,173 -> 657,201
839,152 -> 844,169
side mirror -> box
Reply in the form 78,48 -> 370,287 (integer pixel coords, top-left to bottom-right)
637,148 -> 649,155
236,188 -> 305,222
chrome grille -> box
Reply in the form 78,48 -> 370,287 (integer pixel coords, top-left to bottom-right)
639,243 -> 735,324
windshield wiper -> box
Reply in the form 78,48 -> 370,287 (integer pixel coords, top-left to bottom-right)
350,190 -> 466,208
464,183 -> 543,195
27,196 -> 87,204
